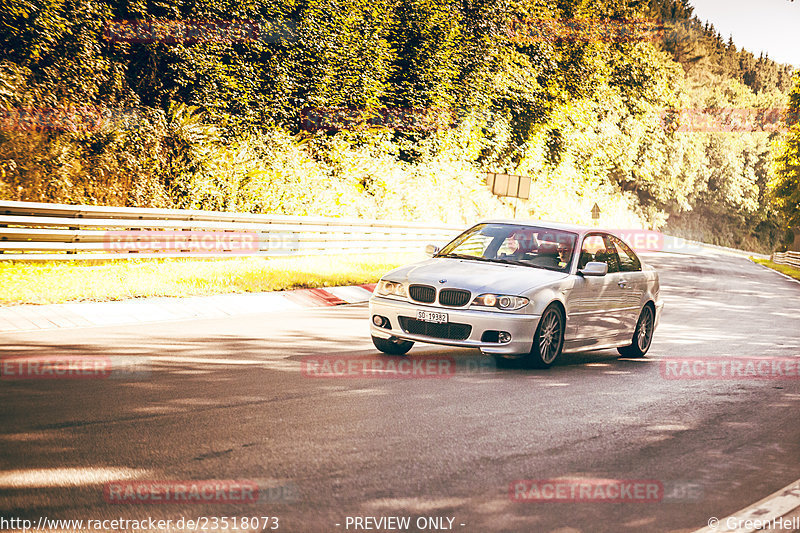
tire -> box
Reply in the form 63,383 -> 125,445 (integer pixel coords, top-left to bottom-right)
372,335 -> 414,356
526,305 -> 565,368
617,305 -> 655,358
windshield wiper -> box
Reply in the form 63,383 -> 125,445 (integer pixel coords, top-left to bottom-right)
438,252 -> 566,272
437,253 -> 494,262
440,254 -> 541,268
491,258 -> 536,267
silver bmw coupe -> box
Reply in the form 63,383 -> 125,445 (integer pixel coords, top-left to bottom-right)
369,221 -> 663,367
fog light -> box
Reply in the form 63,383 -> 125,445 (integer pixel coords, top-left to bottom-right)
373,315 -> 391,328
498,331 -> 512,343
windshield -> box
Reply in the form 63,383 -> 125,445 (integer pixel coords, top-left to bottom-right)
437,223 -> 577,272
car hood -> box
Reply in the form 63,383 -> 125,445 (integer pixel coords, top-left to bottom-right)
382,257 -> 569,295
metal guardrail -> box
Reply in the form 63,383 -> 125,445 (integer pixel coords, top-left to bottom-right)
0,201 -> 464,260
772,251 -> 800,269
0,200 -> 776,262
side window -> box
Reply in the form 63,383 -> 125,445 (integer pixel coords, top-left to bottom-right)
600,236 -> 621,273
578,235 -> 605,270
610,236 -> 641,272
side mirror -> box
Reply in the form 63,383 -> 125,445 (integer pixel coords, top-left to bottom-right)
425,244 -> 441,256
578,261 -> 608,277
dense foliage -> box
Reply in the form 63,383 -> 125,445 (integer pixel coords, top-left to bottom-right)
0,0 -> 796,251
773,75 -> 800,231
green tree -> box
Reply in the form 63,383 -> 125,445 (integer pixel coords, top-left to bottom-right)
773,74 -> 800,226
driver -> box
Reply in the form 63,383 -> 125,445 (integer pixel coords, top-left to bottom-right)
557,240 -> 574,265
501,230 -> 537,259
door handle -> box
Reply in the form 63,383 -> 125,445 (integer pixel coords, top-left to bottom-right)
618,280 -> 628,288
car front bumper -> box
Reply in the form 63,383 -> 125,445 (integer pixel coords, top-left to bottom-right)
654,298 -> 664,329
369,296 -> 540,355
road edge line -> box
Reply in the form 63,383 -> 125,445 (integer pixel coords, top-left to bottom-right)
749,259 -> 800,287
0,284 -> 375,334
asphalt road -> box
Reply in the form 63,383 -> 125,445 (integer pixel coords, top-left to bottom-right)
2,252 -> 800,533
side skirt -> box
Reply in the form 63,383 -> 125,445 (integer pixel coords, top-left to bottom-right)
562,336 -> 631,354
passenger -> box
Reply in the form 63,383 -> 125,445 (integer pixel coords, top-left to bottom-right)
558,241 -> 574,266
532,242 -> 560,268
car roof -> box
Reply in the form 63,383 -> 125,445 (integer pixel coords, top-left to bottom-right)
478,219 -> 619,237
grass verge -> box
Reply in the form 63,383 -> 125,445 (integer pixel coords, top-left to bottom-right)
0,253 -> 422,305
752,258 -> 800,282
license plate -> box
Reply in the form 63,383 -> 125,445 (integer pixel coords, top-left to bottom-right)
417,310 -> 448,323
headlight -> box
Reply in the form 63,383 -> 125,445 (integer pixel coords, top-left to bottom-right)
375,280 -> 408,299
472,293 -> 529,310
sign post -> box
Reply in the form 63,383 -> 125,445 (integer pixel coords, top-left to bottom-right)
485,173 -> 531,219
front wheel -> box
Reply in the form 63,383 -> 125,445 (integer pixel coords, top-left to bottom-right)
526,305 -> 565,368
372,335 -> 414,356
617,305 -> 654,358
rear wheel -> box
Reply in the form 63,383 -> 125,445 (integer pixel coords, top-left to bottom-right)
618,305 -> 654,358
372,335 -> 414,356
526,305 -> 564,368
